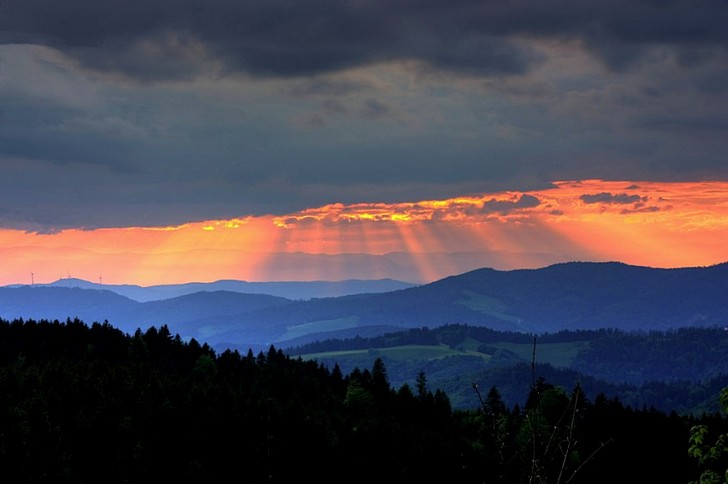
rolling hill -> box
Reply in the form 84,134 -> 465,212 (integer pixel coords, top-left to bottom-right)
285,323 -> 728,413
1,261 -> 727,351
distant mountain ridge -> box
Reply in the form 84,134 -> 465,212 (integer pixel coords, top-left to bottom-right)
1,261 -> 727,351
14,277 -> 418,301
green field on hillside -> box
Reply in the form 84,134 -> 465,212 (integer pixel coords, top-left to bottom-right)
281,316 -> 359,340
296,340 -> 590,368
488,340 -> 590,367
299,343 -> 488,362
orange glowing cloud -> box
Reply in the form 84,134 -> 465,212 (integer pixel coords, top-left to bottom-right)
1,180 -> 727,286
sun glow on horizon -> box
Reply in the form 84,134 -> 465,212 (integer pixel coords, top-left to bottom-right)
1,180 -> 727,286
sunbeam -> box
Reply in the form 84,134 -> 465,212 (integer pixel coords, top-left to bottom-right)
1,180 -> 727,286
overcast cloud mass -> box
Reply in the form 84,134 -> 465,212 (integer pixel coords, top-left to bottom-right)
1,0 -> 727,231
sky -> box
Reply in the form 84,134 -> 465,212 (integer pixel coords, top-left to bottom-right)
1,0 -> 727,286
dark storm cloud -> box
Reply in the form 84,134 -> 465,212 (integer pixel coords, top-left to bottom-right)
482,194 -> 542,213
580,192 -> 647,205
1,0 -> 726,81
1,0 -> 727,233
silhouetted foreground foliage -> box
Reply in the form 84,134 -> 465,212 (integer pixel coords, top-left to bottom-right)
688,388 -> 728,484
1,318 -> 726,483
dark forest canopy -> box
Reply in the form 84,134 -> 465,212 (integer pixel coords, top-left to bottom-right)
1,317 -> 727,483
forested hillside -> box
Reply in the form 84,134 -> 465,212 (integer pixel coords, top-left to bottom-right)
287,324 -> 728,414
1,318 -> 727,483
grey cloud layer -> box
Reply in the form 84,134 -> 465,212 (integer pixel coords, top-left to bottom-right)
1,0 -> 727,231
2,0 -> 726,80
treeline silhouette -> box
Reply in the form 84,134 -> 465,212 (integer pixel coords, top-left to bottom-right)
0,318 -> 725,483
